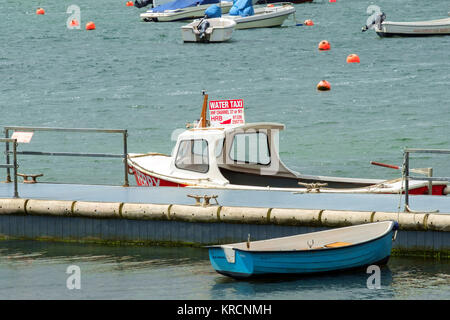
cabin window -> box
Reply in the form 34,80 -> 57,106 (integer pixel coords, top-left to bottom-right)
175,139 -> 209,173
229,132 -> 270,165
215,138 -> 224,158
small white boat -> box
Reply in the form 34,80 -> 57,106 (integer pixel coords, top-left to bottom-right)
140,0 -> 233,22
363,12 -> 450,37
182,18 -> 236,42
223,2 -> 295,29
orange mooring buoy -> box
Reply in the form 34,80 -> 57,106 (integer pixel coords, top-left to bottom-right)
318,40 -> 330,51
36,8 -> 45,15
85,21 -> 96,30
304,19 -> 314,26
70,19 -> 79,27
346,54 -> 360,63
317,80 -> 331,91
329,0 -> 337,3
126,1 -> 134,6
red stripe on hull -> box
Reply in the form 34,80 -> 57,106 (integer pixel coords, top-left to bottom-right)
407,185 -> 446,196
129,166 -> 186,187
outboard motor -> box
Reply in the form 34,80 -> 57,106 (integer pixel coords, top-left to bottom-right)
197,19 -> 211,40
134,0 -> 154,8
362,12 -> 386,32
195,4 -> 221,41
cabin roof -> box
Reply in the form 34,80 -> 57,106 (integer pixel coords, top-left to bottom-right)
223,122 -> 285,132
181,122 -> 286,140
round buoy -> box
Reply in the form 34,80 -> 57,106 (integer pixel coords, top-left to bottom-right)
346,54 -> 360,63
70,19 -> 79,27
318,40 -> 330,51
36,8 -> 45,15
304,19 -> 314,26
85,21 -> 96,30
126,1 -> 134,6
329,0 -> 337,2
317,80 -> 331,91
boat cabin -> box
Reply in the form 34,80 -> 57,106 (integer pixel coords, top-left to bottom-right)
169,122 -> 380,188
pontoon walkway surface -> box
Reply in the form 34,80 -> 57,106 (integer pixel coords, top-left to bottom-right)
0,183 -> 449,213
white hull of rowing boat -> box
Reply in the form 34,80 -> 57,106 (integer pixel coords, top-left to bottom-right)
375,17 -> 450,36
181,18 -> 236,42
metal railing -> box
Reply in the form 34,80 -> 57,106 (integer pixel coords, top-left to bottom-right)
4,126 -> 129,188
0,138 -> 18,198
403,148 -> 450,211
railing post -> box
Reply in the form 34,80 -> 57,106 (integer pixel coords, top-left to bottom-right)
404,150 -> 409,211
12,140 -> 18,198
5,128 -> 11,183
123,130 -> 129,187
427,167 -> 433,196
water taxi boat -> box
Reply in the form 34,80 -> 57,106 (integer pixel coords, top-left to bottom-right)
127,95 -> 448,195
208,221 -> 398,278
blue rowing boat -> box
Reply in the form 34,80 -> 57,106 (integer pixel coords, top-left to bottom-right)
208,221 -> 398,278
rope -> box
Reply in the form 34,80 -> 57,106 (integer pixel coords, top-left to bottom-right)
397,155 -> 407,220
292,12 -> 302,26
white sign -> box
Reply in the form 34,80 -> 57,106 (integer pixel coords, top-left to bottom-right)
209,99 -> 245,127
11,131 -> 34,143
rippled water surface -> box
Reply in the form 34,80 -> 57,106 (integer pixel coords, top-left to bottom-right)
0,0 -> 449,300
1,0 -> 449,184
0,241 -> 449,300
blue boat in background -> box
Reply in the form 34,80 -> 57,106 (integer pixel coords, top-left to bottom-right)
208,221 -> 398,278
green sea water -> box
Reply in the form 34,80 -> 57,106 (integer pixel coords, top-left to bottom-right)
1,0 -> 449,185
0,0 -> 449,299
0,240 -> 449,300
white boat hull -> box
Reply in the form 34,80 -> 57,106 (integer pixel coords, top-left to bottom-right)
141,2 -> 232,22
181,18 -> 236,42
127,155 -> 448,195
375,17 -> 450,37
223,3 -> 295,29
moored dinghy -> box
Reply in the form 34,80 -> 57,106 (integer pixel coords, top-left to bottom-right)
362,12 -> 450,37
208,221 -> 399,278
223,1 -> 295,29
182,4 -> 236,42
140,0 -> 233,22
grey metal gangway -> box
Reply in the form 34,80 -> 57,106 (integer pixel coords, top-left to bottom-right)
403,148 -> 450,212
3,126 -> 129,193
